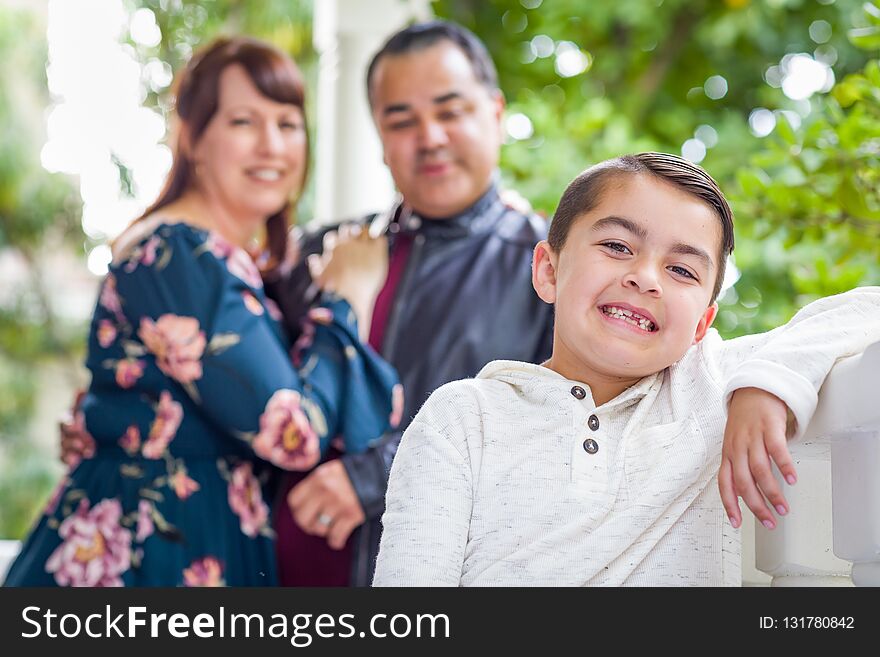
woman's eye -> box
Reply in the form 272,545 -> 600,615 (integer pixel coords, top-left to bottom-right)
280,121 -> 301,131
669,265 -> 696,280
231,118 -> 251,126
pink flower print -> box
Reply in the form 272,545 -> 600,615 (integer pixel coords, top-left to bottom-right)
44,498 -> 132,587
390,384 -> 405,429
97,319 -> 117,348
138,314 -> 206,384
141,391 -> 183,459
183,556 -> 225,587
307,307 -> 334,325
123,235 -> 162,273
264,298 -> 283,322
118,425 -> 141,456
140,235 -> 161,267
99,274 -> 124,319
291,321 -> 315,367
253,390 -> 320,471
63,410 -> 96,469
206,233 -> 263,289
115,359 -> 145,389
170,469 -> 201,500
242,291 -> 264,316
227,462 -> 270,538
136,500 -> 154,542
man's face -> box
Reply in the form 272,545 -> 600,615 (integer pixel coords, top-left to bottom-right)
533,174 -> 721,384
369,41 -> 504,218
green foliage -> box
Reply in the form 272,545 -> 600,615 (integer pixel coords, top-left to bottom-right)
434,0 -> 878,335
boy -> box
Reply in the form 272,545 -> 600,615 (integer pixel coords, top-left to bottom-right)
372,152 -> 880,586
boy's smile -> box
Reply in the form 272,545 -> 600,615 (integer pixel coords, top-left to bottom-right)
533,173 -> 721,405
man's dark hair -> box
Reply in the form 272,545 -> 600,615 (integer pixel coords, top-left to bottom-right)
548,152 -> 736,303
366,20 -> 499,106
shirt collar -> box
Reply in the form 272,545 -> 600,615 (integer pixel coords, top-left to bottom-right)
401,176 -> 503,238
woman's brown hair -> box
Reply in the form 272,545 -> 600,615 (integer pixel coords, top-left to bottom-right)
136,36 -> 308,271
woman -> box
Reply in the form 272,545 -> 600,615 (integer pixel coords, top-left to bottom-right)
4,37 -> 397,587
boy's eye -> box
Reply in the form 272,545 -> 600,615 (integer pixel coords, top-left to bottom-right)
669,265 -> 696,280
600,241 -> 632,255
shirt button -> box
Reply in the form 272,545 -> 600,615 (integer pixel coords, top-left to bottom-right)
570,386 -> 586,400
583,438 -> 599,454
588,414 -> 600,431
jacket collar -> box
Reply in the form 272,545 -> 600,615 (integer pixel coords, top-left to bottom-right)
399,177 -> 504,239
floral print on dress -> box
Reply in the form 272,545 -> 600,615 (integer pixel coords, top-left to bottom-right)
99,274 -> 124,320
205,233 -> 263,290
139,314 -> 206,384
45,498 -> 132,587
118,426 -> 141,456
169,468 -> 201,500
253,390 -> 320,470
136,500 -> 155,542
183,556 -> 225,587
97,319 -> 117,348
241,291 -> 264,316
227,462 -> 270,538
115,359 -> 145,389
142,391 -> 183,459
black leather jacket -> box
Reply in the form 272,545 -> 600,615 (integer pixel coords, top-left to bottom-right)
264,183 -> 554,585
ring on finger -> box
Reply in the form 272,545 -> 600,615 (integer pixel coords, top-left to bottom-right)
317,513 -> 333,527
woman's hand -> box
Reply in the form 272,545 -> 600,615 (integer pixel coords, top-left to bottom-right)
308,224 -> 388,340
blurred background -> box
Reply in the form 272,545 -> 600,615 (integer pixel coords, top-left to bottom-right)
0,0 -> 877,543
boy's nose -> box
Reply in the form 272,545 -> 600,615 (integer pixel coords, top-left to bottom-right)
623,268 -> 662,296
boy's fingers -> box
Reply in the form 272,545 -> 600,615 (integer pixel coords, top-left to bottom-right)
767,436 -> 798,486
732,454 -> 777,529
747,445 -> 788,516
718,458 -> 741,527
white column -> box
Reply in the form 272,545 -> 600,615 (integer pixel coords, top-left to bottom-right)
312,0 -> 432,223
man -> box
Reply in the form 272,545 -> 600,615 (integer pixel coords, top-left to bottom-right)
266,20 -> 554,586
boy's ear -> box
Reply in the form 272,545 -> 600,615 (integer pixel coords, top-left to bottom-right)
532,240 -> 558,304
693,302 -> 718,344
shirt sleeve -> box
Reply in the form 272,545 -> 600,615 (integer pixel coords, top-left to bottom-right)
107,224 -> 397,469
704,286 -> 880,439
372,385 -> 474,586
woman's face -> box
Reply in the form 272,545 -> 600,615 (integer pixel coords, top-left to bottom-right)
190,64 -> 306,223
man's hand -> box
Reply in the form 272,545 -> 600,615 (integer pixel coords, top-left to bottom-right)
287,459 -> 366,550
718,387 -> 798,531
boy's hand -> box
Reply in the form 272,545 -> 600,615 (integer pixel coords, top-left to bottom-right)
718,387 -> 798,531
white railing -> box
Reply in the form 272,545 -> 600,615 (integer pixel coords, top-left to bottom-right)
753,341 -> 880,586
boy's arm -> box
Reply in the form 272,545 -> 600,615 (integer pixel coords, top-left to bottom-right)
372,396 -> 473,586
714,286 -> 880,528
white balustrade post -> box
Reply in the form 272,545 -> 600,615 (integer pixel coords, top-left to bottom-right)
312,0 -> 432,224
753,341 -> 880,586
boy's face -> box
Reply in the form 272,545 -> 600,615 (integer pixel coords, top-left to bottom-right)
533,173 -> 721,384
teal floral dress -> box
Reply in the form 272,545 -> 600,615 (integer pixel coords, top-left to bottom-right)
3,222 -> 399,587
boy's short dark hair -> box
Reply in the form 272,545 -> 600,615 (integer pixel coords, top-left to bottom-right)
366,20 -> 499,106
548,152 -> 735,303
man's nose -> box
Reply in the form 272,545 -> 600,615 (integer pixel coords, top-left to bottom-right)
417,119 -> 449,149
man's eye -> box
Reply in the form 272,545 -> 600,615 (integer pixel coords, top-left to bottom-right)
387,119 -> 416,131
669,265 -> 696,280
438,109 -> 463,120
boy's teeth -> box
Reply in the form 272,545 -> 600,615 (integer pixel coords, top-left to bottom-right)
602,305 -> 655,332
